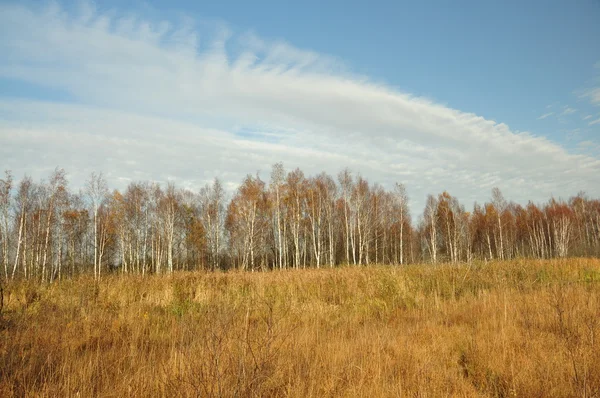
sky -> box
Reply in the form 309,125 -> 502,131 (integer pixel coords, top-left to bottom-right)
1,0 -> 600,214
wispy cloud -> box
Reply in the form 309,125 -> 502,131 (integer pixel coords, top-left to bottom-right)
581,61 -> 600,106
583,88 -> 600,105
0,1 -> 599,209
583,115 -> 593,120
589,118 -> 600,126
578,140 -> 600,157
537,112 -> 553,120
561,106 -> 577,116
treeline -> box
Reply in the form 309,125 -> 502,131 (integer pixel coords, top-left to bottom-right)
0,165 -> 599,282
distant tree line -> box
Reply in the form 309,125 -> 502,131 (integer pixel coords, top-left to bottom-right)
0,165 -> 598,282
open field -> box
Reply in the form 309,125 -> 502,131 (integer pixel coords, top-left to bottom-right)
1,259 -> 599,397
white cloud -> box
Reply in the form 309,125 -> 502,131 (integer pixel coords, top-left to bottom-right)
583,115 -> 593,120
578,141 -> 600,157
581,60 -> 600,106
575,59 -> 600,107
589,118 -> 600,126
566,129 -> 580,140
1,1 -> 599,212
585,88 -> 600,105
561,106 -> 577,116
537,112 -> 553,120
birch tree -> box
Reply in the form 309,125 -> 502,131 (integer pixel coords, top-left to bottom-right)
546,198 -> 574,258
338,169 -> 353,265
394,183 -> 409,265
226,175 -> 267,271
200,178 -> 225,270
40,168 -> 67,283
0,171 -> 12,280
159,183 -> 179,273
423,195 -> 438,263
321,173 -> 337,267
491,187 -> 507,260
306,176 -> 326,268
270,162 -> 285,269
86,172 -> 108,280
285,169 -> 306,269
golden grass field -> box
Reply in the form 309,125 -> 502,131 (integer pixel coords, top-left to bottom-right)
1,259 -> 599,397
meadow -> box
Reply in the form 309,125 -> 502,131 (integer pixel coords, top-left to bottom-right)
1,258 -> 599,397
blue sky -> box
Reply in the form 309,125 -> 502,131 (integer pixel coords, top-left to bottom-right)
1,0 -> 599,211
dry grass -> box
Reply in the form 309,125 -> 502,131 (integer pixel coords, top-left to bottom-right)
1,258 -> 600,397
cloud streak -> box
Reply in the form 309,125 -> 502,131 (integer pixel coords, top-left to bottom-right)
584,88 -> 600,105
581,62 -> 600,107
1,1 -> 599,211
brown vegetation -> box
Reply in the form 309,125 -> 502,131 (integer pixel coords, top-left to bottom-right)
1,258 -> 600,397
